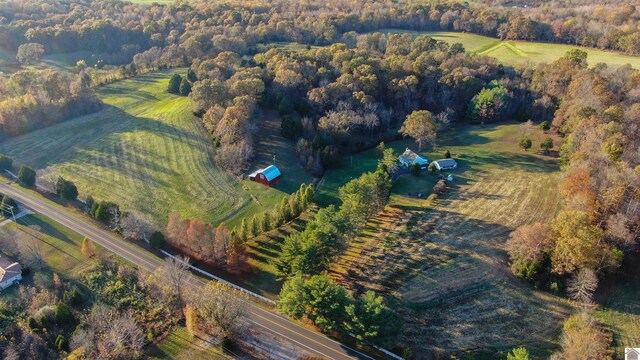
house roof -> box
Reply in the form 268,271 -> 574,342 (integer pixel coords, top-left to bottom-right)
0,255 -> 21,283
399,148 -> 428,165
249,165 -> 282,181
434,159 -> 457,167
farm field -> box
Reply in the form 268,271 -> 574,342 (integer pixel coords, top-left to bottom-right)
328,123 -> 575,357
0,70 -> 301,227
374,29 -> 640,69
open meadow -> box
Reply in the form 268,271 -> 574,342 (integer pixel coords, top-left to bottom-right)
0,70 -> 302,227
326,123 -> 576,357
375,29 -> 640,69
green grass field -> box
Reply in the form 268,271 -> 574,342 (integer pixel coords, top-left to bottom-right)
0,70 -> 304,227
375,29 -> 640,69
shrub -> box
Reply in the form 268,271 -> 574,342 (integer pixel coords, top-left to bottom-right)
92,201 -> 119,225
63,288 -> 83,306
27,316 -> 39,330
35,305 -> 56,328
54,302 -> 74,324
432,180 -> 447,194
167,74 -> 182,94
0,155 -> 13,170
18,165 -> 36,187
55,177 -> 78,200
410,163 -> 421,176
55,335 -> 68,351
444,150 -> 451,158
149,231 -> 165,249
428,162 -> 437,173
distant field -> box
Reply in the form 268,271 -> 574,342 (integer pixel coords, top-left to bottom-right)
0,70 -> 301,227
375,29 -> 640,69
328,123 -> 574,357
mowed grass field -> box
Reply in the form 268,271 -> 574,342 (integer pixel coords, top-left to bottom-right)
328,123 -> 575,357
0,70 -> 300,227
376,29 -> 640,69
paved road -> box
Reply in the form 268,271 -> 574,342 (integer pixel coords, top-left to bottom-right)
0,182 -> 376,360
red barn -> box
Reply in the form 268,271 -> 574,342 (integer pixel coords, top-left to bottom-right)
248,165 -> 282,186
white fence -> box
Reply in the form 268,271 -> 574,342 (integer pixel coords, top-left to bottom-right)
160,249 -> 276,305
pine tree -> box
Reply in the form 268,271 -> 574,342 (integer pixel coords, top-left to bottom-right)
239,218 -> 249,242
179,78 -> 192,96
304,185 -> 315,208
251,215 -> 260,236
262,212 -> 271,232
280,197 -> 292,222
289,194 -> 300,218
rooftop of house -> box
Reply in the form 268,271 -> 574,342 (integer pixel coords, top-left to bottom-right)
399,148 -> 428,164
434,158 -> 458,167
0,254 -> 22,283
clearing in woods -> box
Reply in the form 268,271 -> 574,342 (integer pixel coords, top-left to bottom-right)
0,70 -> 300,227
329,123 -> 574,357
374,29 -> 640,69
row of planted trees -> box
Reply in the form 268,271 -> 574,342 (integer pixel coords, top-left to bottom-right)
275,169 -> 402,347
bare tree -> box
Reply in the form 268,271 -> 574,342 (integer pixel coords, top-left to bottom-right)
0,227 -> 18,255
36,167 -> 58,194
120,212 -> 152,241
102,310 -> 145,358
193,281 -> 246,338
16,226 -> 43,269
156,255 -> 191,308
567,268 -> 598,305
73,304 -> 144,359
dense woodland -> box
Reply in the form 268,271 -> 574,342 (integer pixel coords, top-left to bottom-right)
0,0 -> 639,359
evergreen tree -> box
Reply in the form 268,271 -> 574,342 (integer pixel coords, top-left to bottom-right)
17,165 -> 36,187
179,78 -> 192,96
251,215 -> 260,237
239,218 -> 249,242
280,197 -> 292,222
54,302 -> 73,324
187,69 -> 197,83
167,74 -> 182,94
262,212 -> 272,232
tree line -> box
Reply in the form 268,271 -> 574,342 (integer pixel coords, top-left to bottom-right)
506,50 -> 639,306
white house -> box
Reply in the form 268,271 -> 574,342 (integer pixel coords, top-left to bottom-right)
432,158 -> 458,171
0,254 -> 22,291
398,148 -> 429,169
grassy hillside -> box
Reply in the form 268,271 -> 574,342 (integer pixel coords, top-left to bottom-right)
0,70 -> 301,227
376,29 -> 640,69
